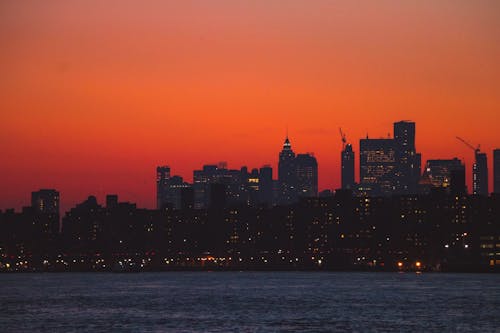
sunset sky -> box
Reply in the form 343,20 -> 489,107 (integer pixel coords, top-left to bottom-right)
1,1 -> 499,213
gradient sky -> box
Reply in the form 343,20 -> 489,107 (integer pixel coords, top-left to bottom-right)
1,1 -> 500,213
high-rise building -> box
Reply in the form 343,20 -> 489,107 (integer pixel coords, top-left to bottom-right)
258,165 -> 273,205
32,189 -> 60,215
31,189 -> 60,234
450,167 -> 466,195
422,159 -> 465,189
494,149 -> 500,194
473,151 -> 488,196
156,166 -> 171,209
295,153 -> 318,197
193,163 -> 249,209
157,166 -> 191,209
393,121 -> 420,194
278,136 -> 297,204
359,138 -> 397,196
341,144 -> 355,189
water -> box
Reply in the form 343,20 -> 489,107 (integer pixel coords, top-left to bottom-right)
0,272 -> 499,332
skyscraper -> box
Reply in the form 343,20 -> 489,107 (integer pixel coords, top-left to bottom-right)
295,153 -> 318,197
341,143 -> 355,189
393,121 -> 420,194
494,149 -> 500,194
359,138 -> 397,196
156,166 -> 171,209
278,136 -> 297,204
258,165 -> 273,205
473,151 -> 488,196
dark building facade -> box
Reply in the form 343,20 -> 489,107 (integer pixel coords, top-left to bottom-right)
31,189 -> 60,215
156,166 -> 171,209
359,138 -> 396,196
258,165 -> 274,206
31,189 -> 60,234
157,166 -> 191,210
295,153 -> 318,197
278,137 -> 297,204
341,143 -> 355,189
393,121 -> 421,194
494,149 -> 500,194
421,158 -> 466,193
473,151 -> 488,196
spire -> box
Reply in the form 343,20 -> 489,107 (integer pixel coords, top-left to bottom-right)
283,125 -> 292,150
283,136 -> 291,150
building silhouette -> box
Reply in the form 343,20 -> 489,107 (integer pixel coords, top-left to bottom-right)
295,153 -> 318,197
393,121 -> 421,194
494,149 -> 500,194
31,189 -> 60,234
31,189 -> 60,215
421,158 -> 465,191
278,136 -> 297,204
157,166 -> 191,209
156,166 -> 171,209
359,138 -> 396,196
258,165 -> 274,206
341,143 -> 355,189
473,151 -> 488,196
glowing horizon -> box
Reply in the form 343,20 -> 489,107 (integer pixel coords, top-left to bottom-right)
1,1 -> 499,213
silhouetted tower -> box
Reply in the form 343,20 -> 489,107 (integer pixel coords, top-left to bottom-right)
394,121 -> 420,194
31,189 -> 60,215
295,153 -> 318,197
156,166 -> 171,209
494,149 -> 500,194
31,189 -> 60,234
340,128 -> 355,189
278,136 -> 297,204
473,151 -> 488,196
259,165 -> 273,205
359,138 -> 396,196
456,137 -> 488,196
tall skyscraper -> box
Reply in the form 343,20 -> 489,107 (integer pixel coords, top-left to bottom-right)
341,143 -> 355,189
494,149 -> 500,194
156,166 -> 171,209
393,121 -> 420,194
473,151 -> 488,196
278,136 -> 297,204
359,138 -> 397,196
295,153 -> 318,197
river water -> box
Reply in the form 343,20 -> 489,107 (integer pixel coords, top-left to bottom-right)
1,272 -> 499,332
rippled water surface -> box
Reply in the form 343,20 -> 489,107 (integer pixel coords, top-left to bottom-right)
1,272 -> 499,332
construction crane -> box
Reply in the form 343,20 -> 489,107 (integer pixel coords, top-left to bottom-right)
339,128 -> 347,150
456,136 -> 480,154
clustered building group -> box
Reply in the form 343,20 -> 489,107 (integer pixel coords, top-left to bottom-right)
0,121 -> 499,272
156,121 -> 497,210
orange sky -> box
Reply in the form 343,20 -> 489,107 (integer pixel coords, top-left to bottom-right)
1,1 -> 500,213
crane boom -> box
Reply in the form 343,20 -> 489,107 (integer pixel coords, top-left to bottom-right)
456,136 -> 480,153
339,127 -> 346,149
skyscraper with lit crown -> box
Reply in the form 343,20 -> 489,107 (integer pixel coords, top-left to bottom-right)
278,136 -> 297,204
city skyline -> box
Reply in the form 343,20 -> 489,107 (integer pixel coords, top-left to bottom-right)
2,1 -> 500,213
2,120 -> 500,214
